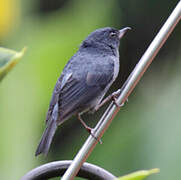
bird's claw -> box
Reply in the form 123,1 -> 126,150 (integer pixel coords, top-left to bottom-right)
111,89 -> 128,108
112,89 -> 121,98
112,96 -> 124,108
86,127 -> 102,144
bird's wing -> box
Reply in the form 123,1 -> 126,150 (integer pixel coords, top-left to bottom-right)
86,71 -> 113,89
56,70 -> 114,124
46,73 -> 72,124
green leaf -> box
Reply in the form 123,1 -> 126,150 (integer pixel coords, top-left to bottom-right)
0,47 -> 26,81
115,168 -> 160,180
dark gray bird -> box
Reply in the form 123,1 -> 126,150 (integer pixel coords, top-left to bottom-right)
35,27 -> 131,156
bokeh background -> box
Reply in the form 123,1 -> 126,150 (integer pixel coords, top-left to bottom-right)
0,0 -> 181,179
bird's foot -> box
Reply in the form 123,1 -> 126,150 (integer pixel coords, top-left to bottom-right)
111,89 -> 128,108
86,127 -> 102,144
77,114 -> 102,144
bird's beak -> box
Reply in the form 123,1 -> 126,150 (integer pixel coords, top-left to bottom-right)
119,27 -> 131,39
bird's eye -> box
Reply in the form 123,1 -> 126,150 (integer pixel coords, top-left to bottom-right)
110,32 -> 116,37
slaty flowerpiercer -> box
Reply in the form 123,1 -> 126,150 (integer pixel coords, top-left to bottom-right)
35,27 -> 131,156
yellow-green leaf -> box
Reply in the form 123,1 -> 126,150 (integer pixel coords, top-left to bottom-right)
115,168 -> 160,180
0,47 -> 26,81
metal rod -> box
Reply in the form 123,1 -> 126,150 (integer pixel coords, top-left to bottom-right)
62,1 -> 181,179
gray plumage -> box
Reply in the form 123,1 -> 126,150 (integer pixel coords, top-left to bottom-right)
35,27 -> 130,156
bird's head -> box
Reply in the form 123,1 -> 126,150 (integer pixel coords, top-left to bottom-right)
81,27 -> 131,51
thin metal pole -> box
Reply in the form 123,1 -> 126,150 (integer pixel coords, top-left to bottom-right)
62,1 -> 181,180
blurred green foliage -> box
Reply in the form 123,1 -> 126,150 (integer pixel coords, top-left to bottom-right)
116,168 -> 159,180
0,0 -> 181,179
0,47 -> 25,81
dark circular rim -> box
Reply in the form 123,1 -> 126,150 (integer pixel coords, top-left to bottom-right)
21,160 -> 116,180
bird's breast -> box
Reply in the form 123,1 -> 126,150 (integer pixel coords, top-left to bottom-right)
112,55 -> 120,82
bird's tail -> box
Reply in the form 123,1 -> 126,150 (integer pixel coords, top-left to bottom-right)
35,104 -> 59,156
35,120 -> 57,156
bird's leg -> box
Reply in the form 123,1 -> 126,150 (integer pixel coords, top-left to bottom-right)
94,88 -> 125,111
77,114 -> 102,144
77,114 -> 92,133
